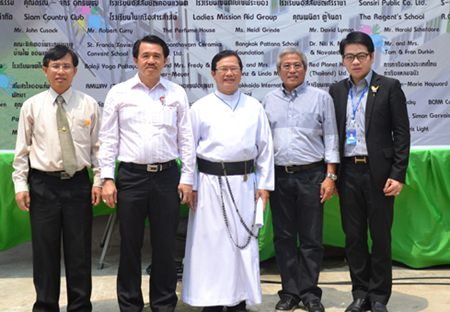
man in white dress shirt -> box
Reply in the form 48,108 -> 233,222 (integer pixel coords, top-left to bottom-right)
98,35 -> 195,312
181,50 -> 274,312
12,45 -> 101,311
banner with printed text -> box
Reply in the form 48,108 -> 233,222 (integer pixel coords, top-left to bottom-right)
1,0 -> 449,149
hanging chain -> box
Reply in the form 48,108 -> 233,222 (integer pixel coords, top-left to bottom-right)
218,173 -> 258,250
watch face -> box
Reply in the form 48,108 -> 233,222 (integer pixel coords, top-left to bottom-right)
327,173 -> 337,181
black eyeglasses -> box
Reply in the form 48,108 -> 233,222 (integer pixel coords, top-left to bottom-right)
343,52 -> 370,63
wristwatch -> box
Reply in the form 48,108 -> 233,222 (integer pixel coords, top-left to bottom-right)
326,172 -> 338,181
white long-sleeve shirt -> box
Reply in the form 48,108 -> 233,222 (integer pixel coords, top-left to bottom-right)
98,74 -> 195,185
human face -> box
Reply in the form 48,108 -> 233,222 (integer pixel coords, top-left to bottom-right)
42,53 -> 77,94
342,43 -> 374,84
212,56 -> 242,95
278,53 -> 305,92
134,42 -> 167,83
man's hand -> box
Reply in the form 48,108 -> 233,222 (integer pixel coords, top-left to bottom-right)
256,189 -> 270,211
190,191 -> 198,211
383,178 -> 404,197
91,186 -> 102,206
16,191 -> 30,212
178,183 -> 193,209
101,180 -> 117,208
320,177 -> 335,203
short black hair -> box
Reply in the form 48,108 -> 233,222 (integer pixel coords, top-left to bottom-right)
43,45 -> 78,67
211,50 -> 243,71
339,31 -> 375,55
132,35 -> 170,58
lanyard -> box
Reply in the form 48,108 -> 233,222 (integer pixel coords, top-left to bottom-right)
349,86 -> 368,121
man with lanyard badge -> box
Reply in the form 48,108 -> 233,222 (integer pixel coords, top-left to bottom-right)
329,31 -> 410,312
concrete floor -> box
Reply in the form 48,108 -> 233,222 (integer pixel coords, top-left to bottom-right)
1,215 -> 450,312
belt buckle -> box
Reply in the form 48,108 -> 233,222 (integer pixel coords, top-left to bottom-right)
60,172 -> 72,180
284,166 -> 294,174
354,156 -> 367,164
147,164 -> 160,172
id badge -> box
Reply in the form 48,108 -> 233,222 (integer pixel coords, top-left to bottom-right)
346,128 -> 357,145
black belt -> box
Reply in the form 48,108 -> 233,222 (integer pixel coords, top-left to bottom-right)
276,160 -> 324,173
120,160 -> 176,173
197,157 -> 254,176
344,156 -> 369,164
31,168 -> 86,180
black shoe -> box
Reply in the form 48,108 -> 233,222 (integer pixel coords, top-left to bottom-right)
227,301 -> 246,312
202,306 -> 224,312
275,294 -> 299,311
305,299 -> 325,312
345,298 -> 370,312
371,301 -> 388,312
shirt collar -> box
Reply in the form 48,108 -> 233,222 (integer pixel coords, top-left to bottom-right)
215,89 -> 240,101
129,73 -> 168,92
347,70 -> 373,89
214,89 -> 241,108
50,87 -> 73,105
281,81 -> 306,98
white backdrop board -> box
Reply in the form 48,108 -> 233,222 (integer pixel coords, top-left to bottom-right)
0,1 -> 449,149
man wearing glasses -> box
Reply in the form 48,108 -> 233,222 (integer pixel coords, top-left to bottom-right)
12,45 -> 101,311
182,50 -> 274,312
329,31 -> 410,312
262,47 -> 339,312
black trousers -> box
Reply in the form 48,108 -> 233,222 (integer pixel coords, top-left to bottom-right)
339,161 -> 394,304
271,165 -> 325,304
29,169 -> 92,312
116,163 -> 180,312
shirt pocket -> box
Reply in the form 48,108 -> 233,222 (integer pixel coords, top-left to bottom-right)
70,113 -> 92,142
295,111 -> 322,134
151,105 -> 177,128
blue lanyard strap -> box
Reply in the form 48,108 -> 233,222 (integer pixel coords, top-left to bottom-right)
349,86 -> 368,121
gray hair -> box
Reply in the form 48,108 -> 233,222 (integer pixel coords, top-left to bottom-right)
276,47 -> 308,71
